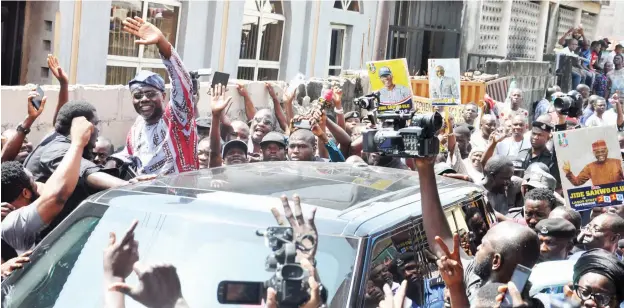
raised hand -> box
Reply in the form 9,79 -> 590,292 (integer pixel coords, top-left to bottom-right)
265,82 -> 277,98
332,86 -> 343,105
489,131 -> 508,145
1,251 -> 32,278
47,54 -> 68,84
435,234 -> 464,288
27,90 -> 47,120
122,17 -> 164,46
211,83 -> 232,116
271,194 -> 318,263
109,263 -> 186,308
562,161 -> 571,174
236,84 -> 248,97
70,116 -> 95,148
103,220 -> 139,279
1,202 -> 15,221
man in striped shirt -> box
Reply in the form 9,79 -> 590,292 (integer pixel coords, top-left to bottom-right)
112,17 -> 198,175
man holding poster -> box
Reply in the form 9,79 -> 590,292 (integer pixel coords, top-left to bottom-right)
563,139 -> 624,186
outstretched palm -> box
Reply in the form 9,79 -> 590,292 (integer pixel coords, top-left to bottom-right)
122,17 -> 164,45
47,55 -> 68,83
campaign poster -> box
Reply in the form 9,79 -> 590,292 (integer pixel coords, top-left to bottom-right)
553,126 -> 624,211
428,58 -> 461,106
366,58 -> 413,113
412,96 -> 466,123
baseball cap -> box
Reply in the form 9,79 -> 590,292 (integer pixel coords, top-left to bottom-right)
260,132 -> 287,148
196,116 -> 212,128
378,66 -> 392,77
523,169 -> 557,190
345,111 -> 361,120
525,162 -> 549,175
434,163 -> 456,175
222,139 -> 248,157
535,218 -> 576,239
129,70 -> 165,92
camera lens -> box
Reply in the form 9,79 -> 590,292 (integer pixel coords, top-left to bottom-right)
554,97 -> 572,115
281,264 -> 305,280
411,112 -> 443,138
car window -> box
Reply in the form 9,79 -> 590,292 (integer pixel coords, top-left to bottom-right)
3,202 -> 358,308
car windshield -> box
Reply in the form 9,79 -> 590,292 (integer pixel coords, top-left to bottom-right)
2,202 -> 359,308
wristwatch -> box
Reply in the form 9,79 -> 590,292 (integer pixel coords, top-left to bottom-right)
16,123 -> 31,135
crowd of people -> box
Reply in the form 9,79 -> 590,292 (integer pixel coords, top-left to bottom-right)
1,17 -> 624,308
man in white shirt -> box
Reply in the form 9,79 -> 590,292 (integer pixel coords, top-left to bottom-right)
471,114 -> 497,151
495,115 -> 531,157
585,97 -> 621,127
377,66 -> 412,105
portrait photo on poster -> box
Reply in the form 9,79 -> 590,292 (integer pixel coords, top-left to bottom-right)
366,58 -> 413,113
553,125 -> 624,211
428,58 -> 461,106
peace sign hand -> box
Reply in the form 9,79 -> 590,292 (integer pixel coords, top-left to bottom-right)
435,234 -> 464,288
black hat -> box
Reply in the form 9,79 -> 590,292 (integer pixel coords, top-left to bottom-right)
260,132 -> 287,148
196,116 -> 212,128
222,140 -> 248,157
532,121 -> 553,132
345,111 -> 361,120
535,218 -> 576,239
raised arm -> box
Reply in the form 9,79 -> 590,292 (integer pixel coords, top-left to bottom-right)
2,92 -> 46,162
613,92 -> 623,127
332,87 -> 346,130
414,158 -> 469,260
122,16 -> 194,127
209,84 -> 232,168
558,28 -> 574,46
266,83 -> 288,132
47,55 -> 69,125
480,132 -> 506,167
34,117 -> 92,224
236,84 -> 257,121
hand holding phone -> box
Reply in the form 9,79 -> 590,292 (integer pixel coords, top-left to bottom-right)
501,264 -> 531,308
31,86 -> 44,110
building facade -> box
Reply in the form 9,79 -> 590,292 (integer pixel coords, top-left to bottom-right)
2,0 -> 379,86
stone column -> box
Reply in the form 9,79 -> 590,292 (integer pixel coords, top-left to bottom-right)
372,0 -> 391,61
535,0 -> 550,61
498,0 -> 513,58
574,7 -> 582,29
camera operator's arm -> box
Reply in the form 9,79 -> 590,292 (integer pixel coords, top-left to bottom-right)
414,158 -> 470,260
236,84 -> 256,122
266,83 -> 288,132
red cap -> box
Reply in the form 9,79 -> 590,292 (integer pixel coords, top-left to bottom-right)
592,140 -> 607,150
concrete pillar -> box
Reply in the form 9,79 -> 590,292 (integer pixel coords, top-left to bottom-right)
535,0 -> 550,61
498,0 -> 513,58
574,7 -> 582,29
372,0 -> 391,60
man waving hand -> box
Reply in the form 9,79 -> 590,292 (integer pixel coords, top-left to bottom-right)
112,17 -> 197,175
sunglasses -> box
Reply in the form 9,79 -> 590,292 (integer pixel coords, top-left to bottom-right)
573,285 -> 613,307
132,91 -> 160,100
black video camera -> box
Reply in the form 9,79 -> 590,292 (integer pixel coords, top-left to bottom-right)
553,90 -> 582,116
218,227 -> 321,307
354,91 -> 381,111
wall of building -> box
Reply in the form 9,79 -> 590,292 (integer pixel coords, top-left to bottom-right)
596,0 -> 624,41
22,1 -> 59,85
25,0 -> 378,86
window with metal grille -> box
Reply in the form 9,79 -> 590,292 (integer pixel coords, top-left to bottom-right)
237,0 -> 284,81
105,0 -> 180,85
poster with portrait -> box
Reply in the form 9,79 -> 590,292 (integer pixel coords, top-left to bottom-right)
553,125 -> 624,211
428,58 -> 461,106
366,58 -> 413,113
